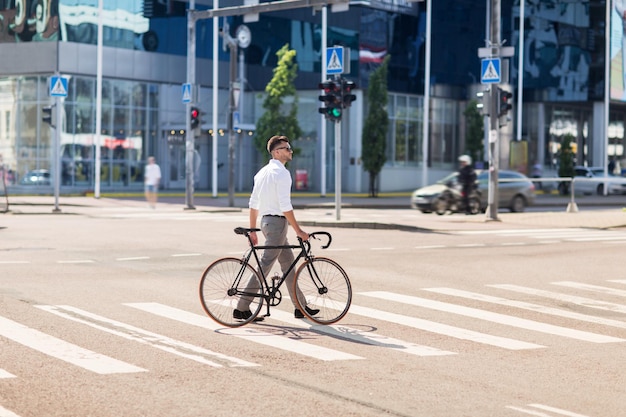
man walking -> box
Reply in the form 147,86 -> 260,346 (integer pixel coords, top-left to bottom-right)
144,156 -> 161,209
458,155 -> 477,214
235,135 -> 319,321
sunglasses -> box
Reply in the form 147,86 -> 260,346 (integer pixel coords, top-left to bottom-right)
274,145 -> 292,152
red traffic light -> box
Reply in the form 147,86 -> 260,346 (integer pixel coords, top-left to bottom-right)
190,107 -> 200,129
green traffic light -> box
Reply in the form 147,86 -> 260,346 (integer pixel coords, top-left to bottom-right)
330,108 -> 342,118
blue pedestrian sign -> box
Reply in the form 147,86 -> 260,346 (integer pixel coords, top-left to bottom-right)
182,83 -> 192,103
480,58 -> 501,84
326,47 -> 344,75
50,76 -> 68,97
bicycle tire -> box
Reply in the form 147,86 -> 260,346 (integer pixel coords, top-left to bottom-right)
199,257 -> 264,327
293,257 -> 352,324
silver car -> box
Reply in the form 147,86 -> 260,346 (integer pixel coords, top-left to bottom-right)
411,169 -> 536,213
570,166 -> 626,195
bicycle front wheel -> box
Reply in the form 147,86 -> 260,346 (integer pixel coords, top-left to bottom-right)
199,257 -> 264,327
293,257 -> 352,324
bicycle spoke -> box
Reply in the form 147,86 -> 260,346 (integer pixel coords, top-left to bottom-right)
293,257 -> 352,324
199,258 -> 264,327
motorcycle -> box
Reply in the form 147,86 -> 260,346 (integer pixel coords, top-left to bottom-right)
433,182 -> 482,215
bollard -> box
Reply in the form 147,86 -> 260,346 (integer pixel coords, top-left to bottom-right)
566,178 -> 578,213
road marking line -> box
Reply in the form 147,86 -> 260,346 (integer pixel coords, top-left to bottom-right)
0,405 -> 22,417
125,302 -> 363,362
263,309 -> 456,357
0,369 -> 16,379
361,291 -> 623,343
455,243 -> 486,248
528,403 -> 590,417
552,281 -> 626,297
500,242 -> 525,246
457,228 -> 587,235
505,405 -> 551,416
610,279 -> 626,284
0,315 -> 145,374
489,284 -> 626,315
345,304 -> 543,350
424,287 -> 626,330
36,305 -> 257,368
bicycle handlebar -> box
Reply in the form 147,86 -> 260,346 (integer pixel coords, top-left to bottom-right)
233,227 -> 332,250
305,231 -> 332,249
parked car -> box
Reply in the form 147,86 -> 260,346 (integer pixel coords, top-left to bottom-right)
565,166 -> 626,195
20,169 -> 51,186
410,170 -> 536,213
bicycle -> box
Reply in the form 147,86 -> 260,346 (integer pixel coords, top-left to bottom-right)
199,227 -> 352,327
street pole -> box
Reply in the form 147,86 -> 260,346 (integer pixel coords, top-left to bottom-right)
185,3 -> 196,210
320,6 -> 327,197
516,0 -> 524,142
334,108 -> 342,221
486,0 -> 500,221
53,94 -> 61,213
421,0 -> 432,187
227,40 -> 238,207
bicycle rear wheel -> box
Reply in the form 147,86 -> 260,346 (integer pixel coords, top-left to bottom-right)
293,257 -> 351,324
199,257 -> 263,327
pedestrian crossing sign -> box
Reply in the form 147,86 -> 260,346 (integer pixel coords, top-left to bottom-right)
50,76 -> 68,97
480,58 -> 501,84
326,47 -> 344,75
182,83 -> 192,103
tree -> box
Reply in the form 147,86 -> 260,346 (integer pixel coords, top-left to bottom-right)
253,44 -> 302,159
463,100 -> 484,163
361,56 -> 390,197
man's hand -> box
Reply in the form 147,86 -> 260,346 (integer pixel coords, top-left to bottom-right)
296,229 -> 309,242
250,231 -> 258,246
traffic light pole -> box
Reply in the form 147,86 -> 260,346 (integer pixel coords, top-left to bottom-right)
53,95 -> 61,213
185,3 -> 196,210
334,99 -> 342,221
486,0 -> 501,221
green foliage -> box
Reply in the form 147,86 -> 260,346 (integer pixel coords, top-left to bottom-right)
558,134 -> 575,178
361,56 -> 390,197
463,100 -> 484,163
253,44 -> 303,158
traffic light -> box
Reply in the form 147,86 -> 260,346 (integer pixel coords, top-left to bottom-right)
497,88 -> 513,117
190,106 -> 200,129
318,80 -> 342,122
341,79 -> 357,108
42,105 -> 55,127
476,89 -> 490,116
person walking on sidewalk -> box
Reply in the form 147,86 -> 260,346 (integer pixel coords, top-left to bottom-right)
144,156 -> 161,209
234,135 -> 319,321
458,155 -> 477,214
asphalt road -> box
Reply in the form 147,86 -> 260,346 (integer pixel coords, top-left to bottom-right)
2,203 -> 626,416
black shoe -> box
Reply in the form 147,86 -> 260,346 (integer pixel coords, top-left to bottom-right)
294,306 -> 320,318
233,309 -> 264,322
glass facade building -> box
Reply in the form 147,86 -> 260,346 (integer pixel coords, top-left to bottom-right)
0,0 -> 623,194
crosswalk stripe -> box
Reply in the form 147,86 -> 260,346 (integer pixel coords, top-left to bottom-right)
125,303 -> 363,362
0,405 -> 21,417
0,369 -> 16,379
361,291 -> 623,344
36,305 -> 258,368
263,308 -> 456,357
489,284 -> 626,315
424,287 -> 626,330
346,304 -> 543,350
552,281 -> 626,297
0,315 -> 145,374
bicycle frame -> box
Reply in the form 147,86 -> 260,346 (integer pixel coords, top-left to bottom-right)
233,228 -> 331,317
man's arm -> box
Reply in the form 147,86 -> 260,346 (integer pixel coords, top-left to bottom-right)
249,208 -> 259,246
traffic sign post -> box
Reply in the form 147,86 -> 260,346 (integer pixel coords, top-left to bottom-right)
326,46 -> 344,75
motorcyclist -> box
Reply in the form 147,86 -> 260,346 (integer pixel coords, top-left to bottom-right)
457,155 -> 477,214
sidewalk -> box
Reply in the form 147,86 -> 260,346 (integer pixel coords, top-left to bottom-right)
3,194 -> 626,232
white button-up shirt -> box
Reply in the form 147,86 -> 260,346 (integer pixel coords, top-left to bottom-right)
249,159 -> 293,215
